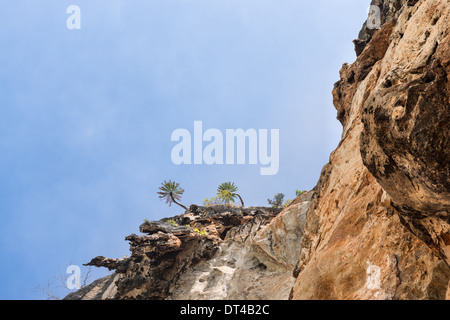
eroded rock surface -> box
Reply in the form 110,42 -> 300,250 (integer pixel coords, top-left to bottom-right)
66,195 -> 312,300
291,0 -> 450,300
360,0 -> 450,266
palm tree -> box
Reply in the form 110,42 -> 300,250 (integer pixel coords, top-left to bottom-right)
217,182 -> 244,208
157,180 -> 189,211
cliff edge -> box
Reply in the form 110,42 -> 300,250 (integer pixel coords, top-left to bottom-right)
65,0 -> 450,300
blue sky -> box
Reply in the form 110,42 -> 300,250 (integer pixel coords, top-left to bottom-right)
0,0 -> 369,299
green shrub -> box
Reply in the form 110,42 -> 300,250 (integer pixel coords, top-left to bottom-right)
202,197 -> 223,207
296,190 -> 306,197
268,193 -> 285,209
193,228 -> 207,236
283,199 -> 293,208
167,219 -> 178,226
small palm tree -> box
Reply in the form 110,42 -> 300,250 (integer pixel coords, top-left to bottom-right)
217,182 -> 244,208
157,180 -> 189,211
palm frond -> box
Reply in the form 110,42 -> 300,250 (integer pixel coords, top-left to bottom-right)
217,182 -> 239,204
158,180 -> 185,207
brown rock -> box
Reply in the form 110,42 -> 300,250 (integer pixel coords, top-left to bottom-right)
292,0 -> 450,300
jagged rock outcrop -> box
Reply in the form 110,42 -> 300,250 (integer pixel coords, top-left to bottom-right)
354,0 -> 407,55
66,0 -> 449,300
65,194 -> 312,300
360,1 -> 450,265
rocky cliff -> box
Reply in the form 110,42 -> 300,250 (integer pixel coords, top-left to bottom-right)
65,0 -> 450,300
65,195 -> 311,300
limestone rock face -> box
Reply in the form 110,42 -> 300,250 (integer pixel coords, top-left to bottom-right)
359,0 -> 450,266
291,0 -> 450,300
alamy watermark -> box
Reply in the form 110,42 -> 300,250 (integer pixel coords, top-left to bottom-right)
171,121 -> 279,176
64,5 -> 381,32
66,265 -> 81,290
66,5 -> 81,30
367,5 -> 381,30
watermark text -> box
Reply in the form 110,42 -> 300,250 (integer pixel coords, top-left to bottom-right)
171,121 -> 279,176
